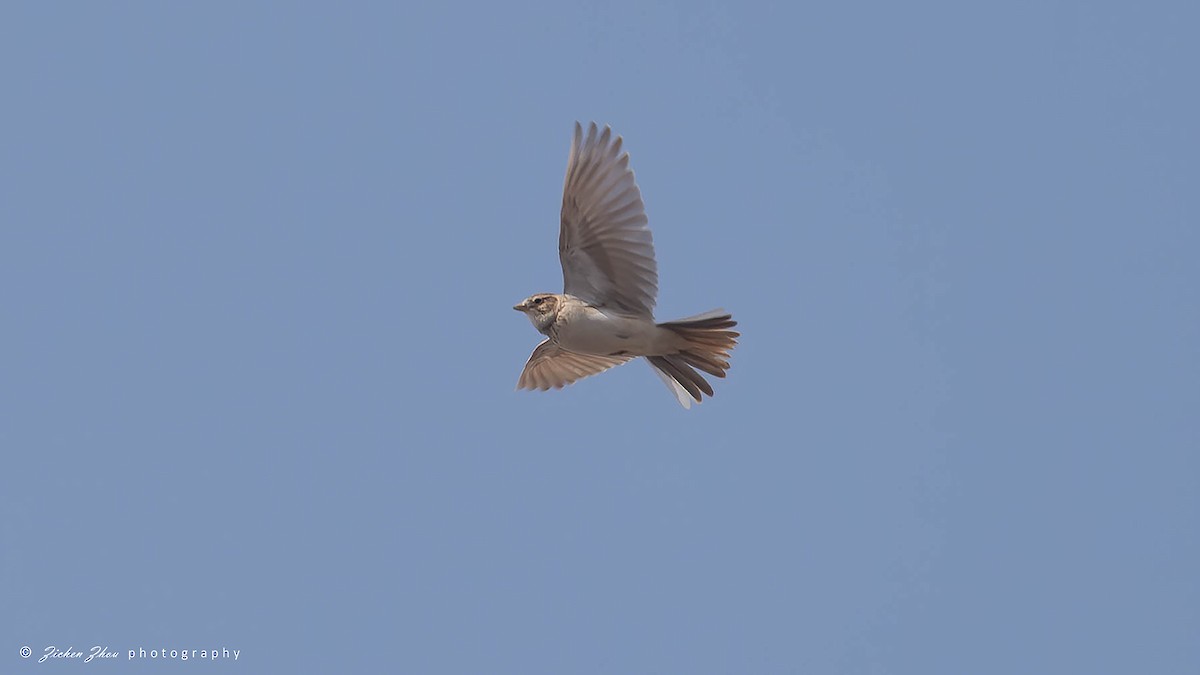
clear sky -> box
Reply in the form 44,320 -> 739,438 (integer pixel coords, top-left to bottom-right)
2,2 -> 1196,673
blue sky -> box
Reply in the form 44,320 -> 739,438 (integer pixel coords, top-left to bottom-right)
2,2 -> 1197,673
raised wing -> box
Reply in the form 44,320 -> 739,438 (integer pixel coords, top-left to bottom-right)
559,122 -> 658,317
516,339 -> 633,391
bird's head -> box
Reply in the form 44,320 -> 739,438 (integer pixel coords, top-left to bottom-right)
513,294 -> 560,330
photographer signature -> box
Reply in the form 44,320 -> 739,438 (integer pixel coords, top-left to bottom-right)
38,645 -> 119,663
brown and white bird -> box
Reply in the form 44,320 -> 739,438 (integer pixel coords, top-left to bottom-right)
514,122 -> 738,408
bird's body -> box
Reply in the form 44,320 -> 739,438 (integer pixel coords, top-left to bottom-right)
514,123 -> 739,408
525,294 -> 666,355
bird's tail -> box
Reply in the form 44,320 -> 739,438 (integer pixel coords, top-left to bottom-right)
646,310 -> 739,409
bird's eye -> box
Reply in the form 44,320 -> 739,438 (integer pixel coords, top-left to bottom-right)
533,297 -> 543,305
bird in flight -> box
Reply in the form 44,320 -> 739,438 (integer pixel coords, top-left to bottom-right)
514,122 -> 738,408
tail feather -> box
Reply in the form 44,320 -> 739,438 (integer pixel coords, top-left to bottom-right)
647,310 -> 739,408
647,355 -> 712,398
677,350 -> 728,377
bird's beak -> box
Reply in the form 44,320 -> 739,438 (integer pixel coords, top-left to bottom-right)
513,302 -> 525,311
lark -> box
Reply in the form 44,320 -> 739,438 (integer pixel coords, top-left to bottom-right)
514,122 -> 738,408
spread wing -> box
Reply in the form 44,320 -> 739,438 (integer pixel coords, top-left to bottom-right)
559,122 -> 658,317
516,339 -> 633,391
